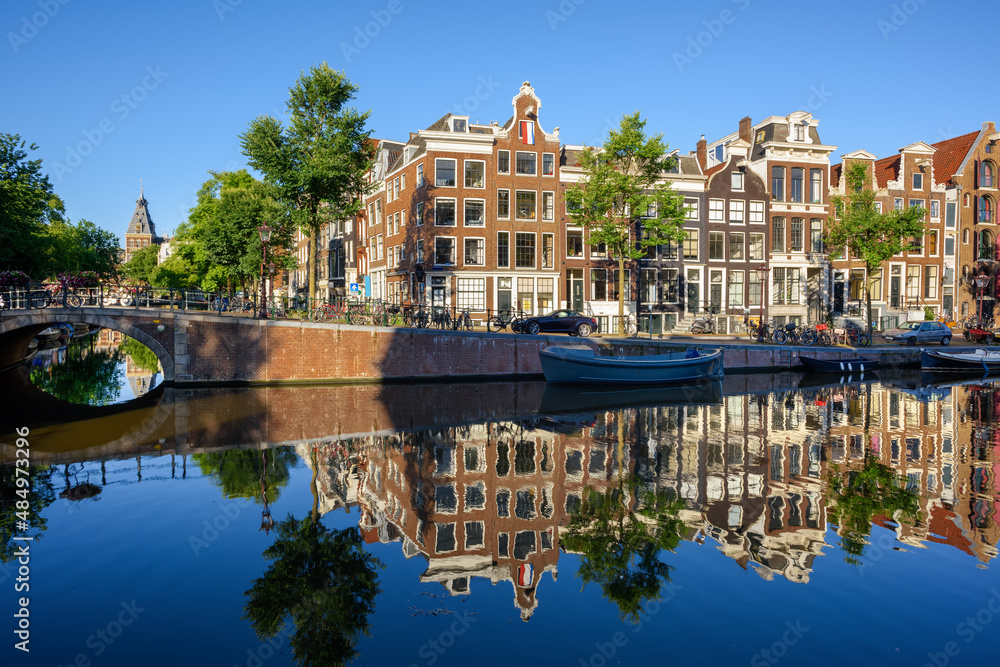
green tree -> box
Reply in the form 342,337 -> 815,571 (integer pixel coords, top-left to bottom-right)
827,161 -> 928,326
119,337 -> 161,374
119,244 -> 159,283
42,218 -> 120,279
826,454 -> 921,565
240,63 -> 376,301
187,170 -> 294,293
192,447 -> 298,504
0,465 -> 57,562
561,415 -> 685,622
0,133 -> 66,276
29,340 -> 124,405
564,112 -> 687,323
242,516 -> 382,667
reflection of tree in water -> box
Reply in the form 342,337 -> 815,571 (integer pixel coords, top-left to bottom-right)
118,337 -> 161,374
0,465 -> 57,562
242,515 -> 382,667
826,454 -> 921,565
192,447 -> 298,504
562,411 -> 685,623
30,339 -> 124,405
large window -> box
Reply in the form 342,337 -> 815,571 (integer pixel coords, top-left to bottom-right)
729,233 -> 744,260
515,191 -> 536,220
516,152 -> 536,175
537,278 -> 553,311
809,169 -> 822,203
709,199 -> 724,223
464,238 -> 485,266
566,229 -> 583,257
728,271 -> 744,307
773,267 -> 800,305
435,158 -> 456,187
612,269 -> 630,301
685,199 -> 700,220
810,219 -> 823,253
749,272 -> 762,306
457,278 -> 485,310
906,265 -> 920,299
464,160 -> 485,188
925,265 -> 938,299
435,237 -> 455,265
709,232 -> 725,260
928,230 -> 938,255
498,150 -> 510,174
497,231 -> 509,268
542,233 -> 554,269
791,218 -> 804,251
465,199 -> 485,226
790,168 -> 804,202
683,229 -> 699,260
515,233 -> 535,268
772,167 -> 785,201
730,200 -> 745,224
497,190 -> 510,219
982,161 -> 995,188
542,192 -> 554,221
980,195 -> 994,223
435,198 -> 456,226
591,269 -> 607,300
749,233 -> 765,261
664,268 -> 679,302
642,268 -> 657,302
772,217 -> 785,252
517,277 -> 534,313
749,200 -> 764,224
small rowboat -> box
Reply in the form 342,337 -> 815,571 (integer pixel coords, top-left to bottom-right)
799,356 -> 880,373
921,349 -> 1000,372
539,345 -> 724,385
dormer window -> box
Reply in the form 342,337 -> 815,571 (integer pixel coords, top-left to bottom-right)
731,172 -> 744,191
913,172 -> 923,190
794,124 -> 805,141
453,118 -> 467,133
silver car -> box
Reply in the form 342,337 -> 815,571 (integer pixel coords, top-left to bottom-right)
881,321 -> 952,346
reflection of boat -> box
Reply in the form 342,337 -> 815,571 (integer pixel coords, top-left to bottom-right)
800,355 -> 880,373
539,379 -> 723,414
36,327 -> 61,342
25,338 -> 39,361
54,323 -> 74,342
539,345 -> 724,385
922,349 -> 1000,372
70,323 -> 99,339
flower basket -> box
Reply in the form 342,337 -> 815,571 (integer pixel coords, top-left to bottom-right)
0,270 -> 30,289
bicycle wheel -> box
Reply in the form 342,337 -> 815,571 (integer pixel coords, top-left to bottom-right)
858,333 -> 871,347
511,318 -> 524,334
29,291 -> 50,308
487,316 -> 500,333
817,332 -> 831,347
462,314 -> 473,331
799,329 -> 817,346
311,308 -> 327,323
773,329 -> 788,344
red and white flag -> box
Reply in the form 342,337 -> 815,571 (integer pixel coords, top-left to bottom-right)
520,120 -> 535,145
517,563 -> 533,587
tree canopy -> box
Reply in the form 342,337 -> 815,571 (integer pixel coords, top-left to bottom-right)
0,133 -> 64,275
119,244 -> 160,284
241,63 -> 376,300
564,112 -> 687,320
827,161 -> 928,325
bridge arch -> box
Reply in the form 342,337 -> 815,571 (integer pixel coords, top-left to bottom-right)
0,308 -> 174,382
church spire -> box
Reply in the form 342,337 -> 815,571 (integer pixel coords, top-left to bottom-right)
127,181 -> 156,236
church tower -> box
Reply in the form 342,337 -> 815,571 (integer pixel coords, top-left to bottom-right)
123,182 -> 161,263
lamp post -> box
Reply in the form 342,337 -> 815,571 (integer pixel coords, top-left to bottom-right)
757,262 -> 770,341
258,225 -> 272,319
975,274 -> 990,327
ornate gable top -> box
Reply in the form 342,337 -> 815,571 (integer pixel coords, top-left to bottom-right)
127,182 -> 157,237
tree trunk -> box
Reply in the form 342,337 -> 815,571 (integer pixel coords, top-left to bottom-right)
308,229 -> 317,303
865,273 -> 873,331
618,254 -> 626,327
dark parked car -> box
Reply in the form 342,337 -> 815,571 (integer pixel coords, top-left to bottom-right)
881,320 -> 952,346
522,309 -> 598,337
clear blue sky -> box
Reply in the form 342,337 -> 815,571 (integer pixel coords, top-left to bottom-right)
2,0 -> 994,244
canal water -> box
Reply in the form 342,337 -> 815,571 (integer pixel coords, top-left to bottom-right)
1,341 -> 999,666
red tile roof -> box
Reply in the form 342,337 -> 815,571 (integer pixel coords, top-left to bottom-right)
932,130 -> 980,185
874,155 -> 900,188
703,162 -> 726,178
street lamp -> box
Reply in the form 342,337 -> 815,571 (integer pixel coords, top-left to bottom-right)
756,262 -> 770,341
975,274 -> 990,327
258,225 -> 272,319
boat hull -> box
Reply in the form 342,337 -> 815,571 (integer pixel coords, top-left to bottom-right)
539,345 -> 724,385
921,349 -> 1000,372
799,355 -> 880,373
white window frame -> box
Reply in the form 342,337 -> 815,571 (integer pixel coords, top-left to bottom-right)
497,150 -> 510,174
749,200 -> 764,224
913,172 -> 923,190
416,163 -> 424,187
497,231 -> 510,268
542,191 -> 555,221
930,200 -> 940,220
435,236 -> 457,265
709,231 -> 725,261
685,199 -> 700,220
709,199 -> 725,223
729,232 -> 745,261
730,200 -> 745,225
464,160 -> 486,189
416,202 -> 424,226
731,172 -> 744,191
542,152 -> 555,176
464,236 -> 486,266
435,158 -> 457,188
566,228 -> 584,258
434,198 -> 457,226
497,189 -> 510,219
464,198 -> 485,227
542,232 -> 554,269
514,231 -> 537,269
683,228 -> 699,260
749,232 -> 765,261
515,190 -> 537,221
515,151 -> 537,176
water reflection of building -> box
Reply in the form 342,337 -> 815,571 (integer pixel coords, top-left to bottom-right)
296,378 -> 999,615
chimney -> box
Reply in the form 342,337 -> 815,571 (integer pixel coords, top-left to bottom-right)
696,135 -> 707,172
739,116 -> 752,143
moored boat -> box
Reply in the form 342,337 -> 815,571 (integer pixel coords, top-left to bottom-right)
539,345 -> 724,385
921,349 -> 1000,372
799,355 -> 881,373
35,326 -> 61,342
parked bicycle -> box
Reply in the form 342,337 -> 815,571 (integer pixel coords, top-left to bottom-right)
844,321 -> 872,347
310,300 -> 348,323
747,319 -> 775,343
432,306 -> 452,330
30,285 -> 82,308
487,309 -> 527,333
452,309 -> 473,331
212,294 -> 254,314
773,323 -> 816,346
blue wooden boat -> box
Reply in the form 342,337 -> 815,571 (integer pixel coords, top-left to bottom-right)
799,355 -> 880,373
539,345 -> 724,385
922,349 -> 1000,372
